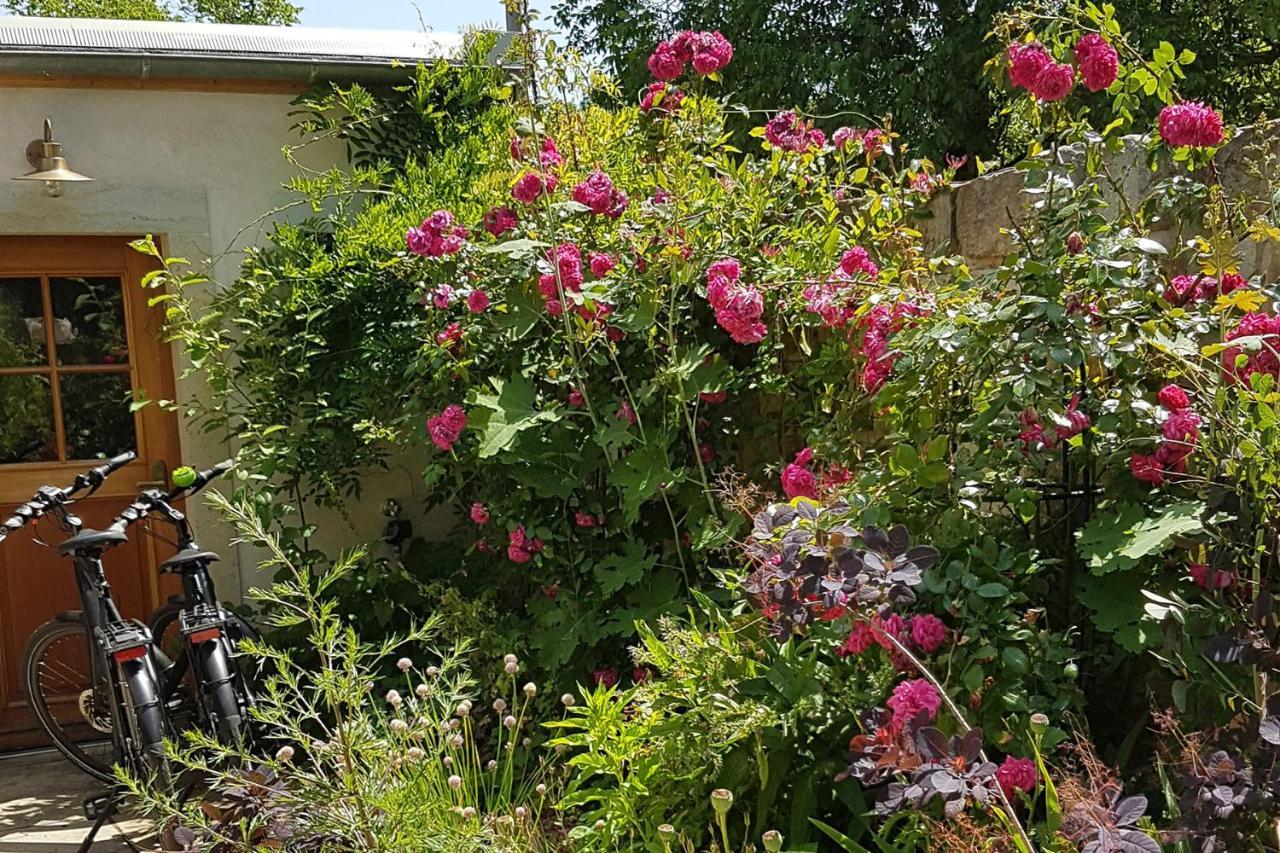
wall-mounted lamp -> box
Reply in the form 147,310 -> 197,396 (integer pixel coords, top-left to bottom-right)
12,118 -> 94,197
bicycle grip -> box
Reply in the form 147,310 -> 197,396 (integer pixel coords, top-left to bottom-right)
90,451 -> 137,482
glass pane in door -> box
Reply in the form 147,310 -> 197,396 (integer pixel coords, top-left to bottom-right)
0,277 -> 47,367
50,277 -> 129,366
0,374 -> 57,464
60,373 -> 136,460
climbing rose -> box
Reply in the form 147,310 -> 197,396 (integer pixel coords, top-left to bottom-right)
466,289 -> 490,314
574,511 -> 597,529
688,30 -> 733,74
640,81 -> 684,114
1055,394 -> 1091,440
1162,409 -> 1200,450
700,390 -> 727,404
470,502 -> 489,525
1031,60 -> 1075,101
616,400 -> 637,425
839,246 -> 879,279
1190,563 -> 1234,590
406,209 -> 467,258
1157,384 -> 1191,411
428,405 -> 467,452
699,443 -> 715,463
1224,312 -> 1280,382
780,448 -> 818,500
539,137 -> 564,168
435,322 -> 462,351
647,40 -> 685,81
592,668 -> 620,688
1130,453 -> 1165,485
1159,102 -> 1224,148
832,127 -> 856,150
996,756 -> 1038,799
704,257 -> 766,343
764,111 -> 818,152
568,387 -> 585,407
507,525 -> 542,564
482,206 -> 518,237
571,170 -> 629,218
908,615 -> 948,654
1007,42 -> 1053,90
1067,232 -> 1085,254
886,679 -> 941,731
1074,34 -> 1119,92
589,252 -> 617,278
512,171 -> 556,203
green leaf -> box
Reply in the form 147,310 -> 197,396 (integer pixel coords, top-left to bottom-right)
1077,501 -> 1203,575
975,582 -> 1009,598
471,375 -> 561,458
610,444 -> 670,523
593,540 -> 656,595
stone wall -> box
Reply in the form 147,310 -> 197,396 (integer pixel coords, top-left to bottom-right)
920,121 -> 1280,278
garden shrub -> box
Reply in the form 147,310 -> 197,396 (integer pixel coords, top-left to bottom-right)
143,0 -> 1280,849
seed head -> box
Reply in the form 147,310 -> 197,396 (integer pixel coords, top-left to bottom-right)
448,774 -> 462,790
275,745 -> 294,762
396,657 -> 413,672
711,788 -> 734,816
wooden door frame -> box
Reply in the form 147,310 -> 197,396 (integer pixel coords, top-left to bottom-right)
0,233 -> 182,661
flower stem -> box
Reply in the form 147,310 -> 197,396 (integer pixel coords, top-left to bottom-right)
880,626 -> 1037,851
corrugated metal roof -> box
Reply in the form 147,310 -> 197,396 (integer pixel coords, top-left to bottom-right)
0,16 -> 505,83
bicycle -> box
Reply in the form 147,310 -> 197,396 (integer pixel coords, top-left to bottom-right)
2,452 -> 172,783
115,461 -> 256,747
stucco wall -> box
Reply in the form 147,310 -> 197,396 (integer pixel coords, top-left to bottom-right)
0,84 -> 350,601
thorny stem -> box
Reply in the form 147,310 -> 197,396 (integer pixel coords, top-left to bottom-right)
879,625 -> 1038,852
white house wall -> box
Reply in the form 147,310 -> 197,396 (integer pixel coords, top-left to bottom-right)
0,84 -> 414,603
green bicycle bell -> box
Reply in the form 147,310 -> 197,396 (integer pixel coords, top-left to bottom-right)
172,466 -> 198,488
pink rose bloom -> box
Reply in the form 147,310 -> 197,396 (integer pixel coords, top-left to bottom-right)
699,390 -> 727,404
616,400 -> 637,425
572,170 -> 629,218
715,287 -> 767,343
688,30 -> 733,75
574,510 -> 597,528
431,284 -> 455,309
1157,384 -> 1191,410
1164,274 -> 1201,305
705,257 -> 741,304
512,171 -> 554,204
886,678 -> 941,731
807,127 -> 827,149
1067,232 -> 1085,254
467,289 -> 490,314
996,756 -> 1038,799
436,322 -> 462,350
839,246 -> 879,279
1130,453 -> 1164,485
647,40 -> 685,81
1007,42 -> 1052,90
1159,102 -> 1224,148
507,543 -> 532,563
540,136 -> 564,168
1054,394 -> 1091,440
908,615 -> 948,654
781,448 -> 818,500
764,111 -> 814,152
1219,272 -> 1247,295
482,206 -> 518,237
836,621 -> 880,657
592,668 -> 620,689
1075,34 -> 1118,92
640,81 -> 684,114
427,404 -> 467,452
1224,312 -> 1280,382
407,210 -> 468,258
568,387 -> 585,407
1031,61 -> 1075,102
832,126 -> 857,151
1190,563 -> 1234,590
631,667 -> 651,684
589,252 -> 617,278
699,442 -> 715,463
470,502 -> 490,525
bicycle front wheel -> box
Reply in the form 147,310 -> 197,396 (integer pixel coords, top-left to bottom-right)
21,618 -> 118,783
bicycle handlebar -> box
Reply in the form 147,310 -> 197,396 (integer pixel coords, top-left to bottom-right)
110,460 -> 235,537
0,451 -> 137,543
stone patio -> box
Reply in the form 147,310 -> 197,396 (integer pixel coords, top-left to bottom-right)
0,749 -> 155,852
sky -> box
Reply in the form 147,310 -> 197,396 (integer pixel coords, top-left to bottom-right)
299,0 -> 554,34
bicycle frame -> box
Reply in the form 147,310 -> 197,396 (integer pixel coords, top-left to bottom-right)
59,537 -> 165,766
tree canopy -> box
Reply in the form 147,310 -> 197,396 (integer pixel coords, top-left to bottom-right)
551,0 -> 1280,161
2,0 -> 300,25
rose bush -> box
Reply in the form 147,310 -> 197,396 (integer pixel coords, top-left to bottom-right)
141,1 -> 1280,849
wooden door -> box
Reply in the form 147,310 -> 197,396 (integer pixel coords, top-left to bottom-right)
0,235 -> 181,751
